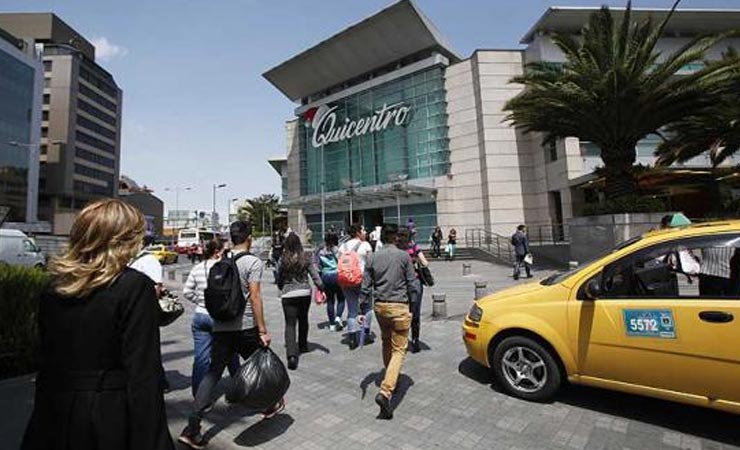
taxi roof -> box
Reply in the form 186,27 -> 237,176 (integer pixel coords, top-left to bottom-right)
643,219 -> 740,241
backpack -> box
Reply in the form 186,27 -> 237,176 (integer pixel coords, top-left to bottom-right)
337,240 -> 363,288
318,250 -> 339,287
204,252 -> 250,321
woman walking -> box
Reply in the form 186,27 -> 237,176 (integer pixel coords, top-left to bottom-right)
22,199 -> 174,450
398,227 -> 430,353
338,224 -> 374,349
431,226 -> 443,258
182,239 -> 239,396
447,228 -> 458,261
276,233 -> 323,370
314,232 -> 345,332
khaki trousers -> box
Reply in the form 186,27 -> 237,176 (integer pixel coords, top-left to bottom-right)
374,302 -> 411,398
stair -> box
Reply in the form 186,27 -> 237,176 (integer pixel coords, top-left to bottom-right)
419,246 -> 475,261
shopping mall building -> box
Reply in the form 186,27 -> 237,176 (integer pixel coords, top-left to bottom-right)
265,0 -> 740,240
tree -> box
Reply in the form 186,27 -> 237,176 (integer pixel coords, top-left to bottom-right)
504,0 -> 739,199
655,48 -> 740,166
237,194 -> 281,235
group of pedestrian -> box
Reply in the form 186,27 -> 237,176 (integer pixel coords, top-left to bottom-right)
21,199 -> 436,450
429,226 -> 457,260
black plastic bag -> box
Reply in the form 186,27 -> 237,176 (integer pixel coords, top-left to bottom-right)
229,347 -> 290,411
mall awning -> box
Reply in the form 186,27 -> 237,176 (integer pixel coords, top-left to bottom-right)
282,182 -> 437,211
262,0 -> 460,102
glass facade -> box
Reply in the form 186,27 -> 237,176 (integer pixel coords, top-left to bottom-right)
0,48 -> 35,222
298,66 -> 449,195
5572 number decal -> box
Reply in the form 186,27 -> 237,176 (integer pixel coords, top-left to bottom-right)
623,309 -> 676,339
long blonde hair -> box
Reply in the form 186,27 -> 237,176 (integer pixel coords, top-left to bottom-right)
49,198 -> 145,298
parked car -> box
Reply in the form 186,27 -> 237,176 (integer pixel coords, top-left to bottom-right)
463,220 -> 740,415
144,244 -> 179,264
0,229 -> 46,268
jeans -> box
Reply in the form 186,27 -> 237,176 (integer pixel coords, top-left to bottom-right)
409,280 -> 423,343
191,312 -> 239,397
431,241 -> 441,258
190,328 -> 263,428
374,302 -> 411,398
344,287 -> 373,333
281,295 -> 310,357
325,285 -> 345,323
513,254 -> 531,279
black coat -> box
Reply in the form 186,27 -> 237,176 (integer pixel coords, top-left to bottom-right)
21,268 -> 174,450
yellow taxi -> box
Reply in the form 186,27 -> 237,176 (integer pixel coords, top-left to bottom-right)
144,245 -> 179,265
463,220 -> 740,414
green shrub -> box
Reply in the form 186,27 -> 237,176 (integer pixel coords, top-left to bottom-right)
582,195 -> 667,216
0,265 -> 50,378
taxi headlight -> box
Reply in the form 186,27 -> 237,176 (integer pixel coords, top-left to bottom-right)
468,303 -> 483,323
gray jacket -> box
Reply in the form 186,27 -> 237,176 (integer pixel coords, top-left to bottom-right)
511,231 -> 529,256
360,244 -> 418,305
276,252 -> 323,297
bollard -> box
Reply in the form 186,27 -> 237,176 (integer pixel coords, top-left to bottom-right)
462,262 -> 472,276
168,270 -> 176,281
474,281 -> 489,300
569,261 -> 579,270
432,293 -> 447,320
181,273 -> 189,283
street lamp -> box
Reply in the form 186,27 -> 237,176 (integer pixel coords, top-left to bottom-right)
391,173 -> 408,224
212,183 -> 226,229
164,186 -> 191,230
8,139 -> 64,222
344,180 -> 362,225
320,143 -> 326,238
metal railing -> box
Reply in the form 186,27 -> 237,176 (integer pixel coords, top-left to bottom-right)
464,228 -> 515,265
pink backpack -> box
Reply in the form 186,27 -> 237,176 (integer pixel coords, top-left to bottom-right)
337,241 -> 363,288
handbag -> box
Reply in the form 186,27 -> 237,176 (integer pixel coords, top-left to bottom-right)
159,290 -> 185,327
523,253 -> 534,265
416,262 -> 435,287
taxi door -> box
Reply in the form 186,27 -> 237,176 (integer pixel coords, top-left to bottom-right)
569,234 -> 740,404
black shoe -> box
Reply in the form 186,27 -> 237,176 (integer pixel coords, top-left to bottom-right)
299,345 -> 309,354
526,274 -> 533,278
178,425 -> 206,449
287,355 -> 298,370
410,340 -> 420,353
364,331 -> 375,345
375,393 -> 393,420
349,333 -> 358,350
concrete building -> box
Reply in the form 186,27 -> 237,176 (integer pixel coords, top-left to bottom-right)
265,1 -> 740,241
0,26 -> 43,227
118,175 -> 163,238
0,13 -> 123,235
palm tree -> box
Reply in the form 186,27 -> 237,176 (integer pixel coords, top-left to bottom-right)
237,194 -> 280,234
504,1 -> 739,199
655,48 -> 740,166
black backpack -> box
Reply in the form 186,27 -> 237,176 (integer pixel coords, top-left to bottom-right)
205,252 -> 250,321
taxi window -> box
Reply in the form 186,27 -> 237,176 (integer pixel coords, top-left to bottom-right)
601,234 -> 740,300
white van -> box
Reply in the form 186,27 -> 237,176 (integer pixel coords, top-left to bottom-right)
0,229 -> 46,268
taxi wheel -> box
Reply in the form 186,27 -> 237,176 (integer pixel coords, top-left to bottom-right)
492,336 -> 561,402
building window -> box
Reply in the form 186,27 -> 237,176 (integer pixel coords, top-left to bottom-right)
44,78 -> 51,88
40,145 -> 47,155
74,163 -> 114,184
43,60 -> 52,72
75,130 -> 115,154
78,84 -> 117,114
74,179 -> 112,196
77,115 -> 116,140
545,141 -> 558,162
75,147 -> 115,168
77,98 -> 116,126
43,93 -> 50,104
41,127 -> 48,137
42,111 -> 49,121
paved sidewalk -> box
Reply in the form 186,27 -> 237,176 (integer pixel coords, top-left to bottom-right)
2,259 -> 739,450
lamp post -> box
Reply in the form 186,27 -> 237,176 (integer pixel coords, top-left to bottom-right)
345,180 -> 362,226
8,139 -> 64,223
164,186 -> 191,230
392,174 -> 408,225
212,183 -> 226,230
320,143 -> 326,238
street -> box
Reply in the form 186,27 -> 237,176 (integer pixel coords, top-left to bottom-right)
2,258 -> 739,450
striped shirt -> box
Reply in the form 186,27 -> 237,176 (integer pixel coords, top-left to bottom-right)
700,247 -> 734,279
183,260 -> 215,314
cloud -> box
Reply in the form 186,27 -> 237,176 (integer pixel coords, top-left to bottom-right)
91,37 -> 128,62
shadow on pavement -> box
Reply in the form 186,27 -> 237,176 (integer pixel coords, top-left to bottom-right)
164,370 -> 191,392
162,350 -> 193,364
233,414 -> 294,447
458,357 -> 740,446
557,384 -> 740,447
359,370 -> 414,411
304,342 -> 330,354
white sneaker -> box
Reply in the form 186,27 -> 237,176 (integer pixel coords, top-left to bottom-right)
334,318 -> 343,331
329,324 -> 337,332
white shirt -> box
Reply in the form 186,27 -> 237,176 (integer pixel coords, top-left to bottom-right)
129,253 -> 163,284
339,238 -> 373,271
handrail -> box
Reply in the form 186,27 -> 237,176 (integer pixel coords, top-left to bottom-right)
464,228 -> 515,265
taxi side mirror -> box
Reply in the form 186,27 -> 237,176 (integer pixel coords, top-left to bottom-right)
584,278 -> 602,300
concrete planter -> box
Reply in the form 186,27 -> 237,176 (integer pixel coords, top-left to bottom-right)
568,212 -> 676,264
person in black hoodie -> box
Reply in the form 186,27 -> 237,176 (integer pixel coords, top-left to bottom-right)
22,199 -> 174,450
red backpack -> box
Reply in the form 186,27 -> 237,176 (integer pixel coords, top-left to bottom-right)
337,240 -> 363,288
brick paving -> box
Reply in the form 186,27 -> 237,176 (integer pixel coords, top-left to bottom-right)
2,258 -> 740,450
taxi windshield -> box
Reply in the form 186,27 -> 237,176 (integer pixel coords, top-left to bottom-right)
540,235 -> 643,285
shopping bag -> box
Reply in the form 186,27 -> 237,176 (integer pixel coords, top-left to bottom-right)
229,347 -> 290,411
523,253 -> 534,265
158,291 -> 184,327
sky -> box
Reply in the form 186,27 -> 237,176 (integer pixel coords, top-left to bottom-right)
1,0 -> 738,220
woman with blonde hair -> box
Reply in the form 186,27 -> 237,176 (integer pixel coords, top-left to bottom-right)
22,199 -> 174,450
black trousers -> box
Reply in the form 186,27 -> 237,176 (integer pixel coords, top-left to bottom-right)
281,296 -> 311,357
190,328 -> 261,426
699,274 -> 737,297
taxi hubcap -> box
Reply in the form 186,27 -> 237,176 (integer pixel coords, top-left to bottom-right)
501,346 -> 547,393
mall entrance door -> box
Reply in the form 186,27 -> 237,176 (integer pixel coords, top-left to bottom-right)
359,208 -> 384,230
